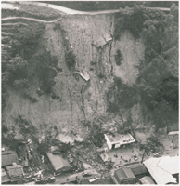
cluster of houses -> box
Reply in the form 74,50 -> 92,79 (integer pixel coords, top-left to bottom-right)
105,132 -> 179,185
111,156 -> 179,184
1,132 -> 179,185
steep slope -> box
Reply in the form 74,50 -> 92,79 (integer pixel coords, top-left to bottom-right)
2,3 -> 178,141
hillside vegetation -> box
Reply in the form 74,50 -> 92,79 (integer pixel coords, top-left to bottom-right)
2,2 -> 64,20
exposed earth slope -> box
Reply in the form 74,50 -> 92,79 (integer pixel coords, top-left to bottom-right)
2,2 -> 178,143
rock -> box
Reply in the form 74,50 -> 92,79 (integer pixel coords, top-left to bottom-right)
57,134 -> 74,144
75,135 -> 83,142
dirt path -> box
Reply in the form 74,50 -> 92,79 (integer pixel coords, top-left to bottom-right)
2,17 -> 62,23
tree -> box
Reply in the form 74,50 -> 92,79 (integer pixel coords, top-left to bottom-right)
88,124 -> 105,148
31,48 -> 58,94
6,55 -> 29,86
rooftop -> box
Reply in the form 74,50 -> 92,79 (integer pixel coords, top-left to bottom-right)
143,156 -> 179,184
6,165 -> 24,182
2,150 -> 20,167
126,164 -> 148,176
47,153 -> 71,172
105,133 -> 135,143
114,167 -> 135,180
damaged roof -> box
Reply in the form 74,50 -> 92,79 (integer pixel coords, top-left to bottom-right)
102,33 -> 112,43
78,71 -> 90,81
93,33 -> 112,47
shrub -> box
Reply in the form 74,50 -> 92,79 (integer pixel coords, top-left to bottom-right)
65,50 -> 76,71
13,79 -> 29,89
107,77 -> 138,112
88,124 -> 105,148
97,72 -> 105,79
114,49 -> 122,66
53,22 -> 61,31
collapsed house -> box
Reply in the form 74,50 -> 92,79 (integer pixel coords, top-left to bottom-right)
104,133 -> 135,150
46,153 -> 71,174
143,156 -> 179,184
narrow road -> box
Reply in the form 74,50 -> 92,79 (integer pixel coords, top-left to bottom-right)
2,17 -> 62,23
14,1 -> 122,15
7,1 -> 170,16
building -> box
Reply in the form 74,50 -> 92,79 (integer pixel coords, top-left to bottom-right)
112,167 -> 136,184
104,133 -> 135,150
2,150 -> 20,167
126,164 -> 148,178
143,156 -> 179,184
6,164 -> 24,184
46,153 -> 71,174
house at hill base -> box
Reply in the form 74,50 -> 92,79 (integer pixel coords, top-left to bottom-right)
104,133 -> 135,150
112,167 -> 136,184
47,153 -> 71,174
143,155 -> 179,184
6,163 -> 24,184
125,164 -> 148,179
2,150 -> 20,167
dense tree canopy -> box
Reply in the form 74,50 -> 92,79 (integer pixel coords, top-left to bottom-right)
109,4 -> 178,129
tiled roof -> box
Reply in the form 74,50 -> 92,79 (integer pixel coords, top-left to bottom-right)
105,133 -> 135,143
114,167 -> 135,180
47,153 -> 71,172
126,164 -> 148,175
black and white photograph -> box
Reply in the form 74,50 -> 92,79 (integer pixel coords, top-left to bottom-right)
1,1 -> 179,184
